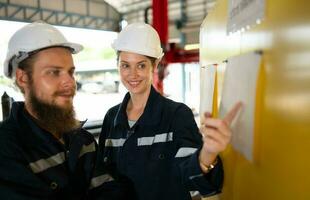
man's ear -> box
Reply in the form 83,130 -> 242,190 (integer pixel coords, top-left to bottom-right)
15,68 -> 29,89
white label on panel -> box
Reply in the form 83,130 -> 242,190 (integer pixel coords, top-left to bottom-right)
227,0 -> 265,34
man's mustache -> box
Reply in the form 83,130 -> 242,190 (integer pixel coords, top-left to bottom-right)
54,89 -> 76,97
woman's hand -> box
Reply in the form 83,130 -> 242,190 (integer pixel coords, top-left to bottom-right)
199,102 -> 243,173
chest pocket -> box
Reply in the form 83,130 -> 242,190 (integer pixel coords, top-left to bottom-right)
149,143 -> 175,161
137,132 -> 174,160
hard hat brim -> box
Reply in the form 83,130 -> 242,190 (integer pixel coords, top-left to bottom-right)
112,42 -> 164,60
61,42 -> 83,54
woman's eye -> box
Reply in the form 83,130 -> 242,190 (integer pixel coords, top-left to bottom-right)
120,64 -> 129,68
138,64 -> 145,69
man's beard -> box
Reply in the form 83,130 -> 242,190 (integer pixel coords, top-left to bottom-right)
29,88 -> 80,136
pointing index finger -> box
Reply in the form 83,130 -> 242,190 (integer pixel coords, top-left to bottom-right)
223,102 -> 243,125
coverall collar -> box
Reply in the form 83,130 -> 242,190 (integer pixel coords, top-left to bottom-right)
114,85 -> 163,127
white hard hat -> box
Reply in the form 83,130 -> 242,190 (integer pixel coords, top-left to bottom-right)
3,21 -> 83,78
111,22 -> 164,59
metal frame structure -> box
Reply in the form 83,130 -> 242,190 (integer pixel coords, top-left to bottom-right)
121,0 -> 215,28
109,0 -> 216,45
0,0 -> 121,31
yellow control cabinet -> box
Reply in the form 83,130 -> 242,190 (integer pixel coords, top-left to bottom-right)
200,0 -> 310,199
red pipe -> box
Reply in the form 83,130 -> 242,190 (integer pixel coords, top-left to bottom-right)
152,0 -> 199,94
152,0 -> 168,94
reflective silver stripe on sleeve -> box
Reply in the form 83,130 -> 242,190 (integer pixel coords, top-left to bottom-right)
29,152 -> 66,173
105,138 -> 126,147
189,173 -> 204,180
137,132 -> 173,146
79,142 -> 96,157
190,191 -> 201,197
175,147 -> 198,158
89,174 -> 114,189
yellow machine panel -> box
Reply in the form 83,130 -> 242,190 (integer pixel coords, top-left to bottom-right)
200,0 -> 310,199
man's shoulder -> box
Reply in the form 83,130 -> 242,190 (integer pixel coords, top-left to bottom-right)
0,102 -> 24,137
0,119 -> 23,157
78,128 -> 96,143
0,118 -> 19,139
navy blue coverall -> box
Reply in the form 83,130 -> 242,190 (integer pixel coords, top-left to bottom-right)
98,86 -> 223,200
0,102 -> 123,200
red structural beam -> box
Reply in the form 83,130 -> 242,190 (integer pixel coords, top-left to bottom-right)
162,43 -> 199,64
152,0 -> 199,94
152,0 -> 168,94
152,0 -> 168,46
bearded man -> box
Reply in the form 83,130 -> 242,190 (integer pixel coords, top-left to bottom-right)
0,22 -> 119,200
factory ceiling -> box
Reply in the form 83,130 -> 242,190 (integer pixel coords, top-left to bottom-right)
0,0 -> 217,44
